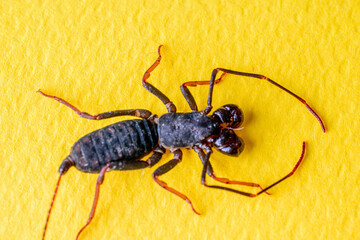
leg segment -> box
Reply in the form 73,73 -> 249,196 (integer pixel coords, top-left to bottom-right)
193,147 -> 269,194
180,72 -> 227,112
76,164 -> 111,240
111,148 -> 165,171
152,150 -> 200,215
142,45 -> 176,113
204,68 -> 325,132
75,149 -> 165,239
43,152 -> 164,240
146,147 -> 165,167
37,90 -> 153,120
201,142 -> 306,197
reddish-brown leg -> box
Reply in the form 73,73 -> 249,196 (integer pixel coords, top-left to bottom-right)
204,68 -> 326,132
142,45 -> 176,113
209,173 -> 270,195
152,150 -> 200,215
201,142 -> 306,197
76,164 -> 111,240
37,90 -> 153,120
193,146 -> 269,194
180,72 -> 227,112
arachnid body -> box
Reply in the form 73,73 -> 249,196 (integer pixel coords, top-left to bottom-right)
40,46 -> 325,240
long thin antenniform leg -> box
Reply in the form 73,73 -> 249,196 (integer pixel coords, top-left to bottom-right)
193,147 -> 269,194
152,150 -> 200,215
37,90 -> 154,120
204,69 -> 325,132
180,73 -> 227,112
142,45 -> 176,113
42,157 -> 74,240
201,142 -> 306,197
76,163 -> 111,240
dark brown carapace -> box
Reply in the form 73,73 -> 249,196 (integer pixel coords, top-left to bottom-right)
39,45 -> 325,240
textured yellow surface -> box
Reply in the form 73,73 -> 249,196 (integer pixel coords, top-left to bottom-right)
1,0 -> 359,239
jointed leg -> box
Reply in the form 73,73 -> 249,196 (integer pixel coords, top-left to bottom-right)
180,73 -> 227,112
76,149 -> 164,239
76,163 -> 111,240
108,148 -> 165,172
146,147 -> 165,167
152,149 -> 200,215
142,45 -> 176,113
193,147 -> 269,194
204,68 -> 325,132
201,142 -> 306,197
37,90 -> 153,120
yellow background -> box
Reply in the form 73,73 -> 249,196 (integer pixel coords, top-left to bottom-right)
1,0 -> 359,239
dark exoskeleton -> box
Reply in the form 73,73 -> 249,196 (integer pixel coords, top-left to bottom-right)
40,46 -> 326,240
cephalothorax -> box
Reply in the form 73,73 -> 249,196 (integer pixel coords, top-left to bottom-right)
40,46 -> 325,240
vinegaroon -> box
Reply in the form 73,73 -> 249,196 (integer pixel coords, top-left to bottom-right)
39,45 -> 325,239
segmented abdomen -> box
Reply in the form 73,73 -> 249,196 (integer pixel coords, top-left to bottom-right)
70,119 -> 158,173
